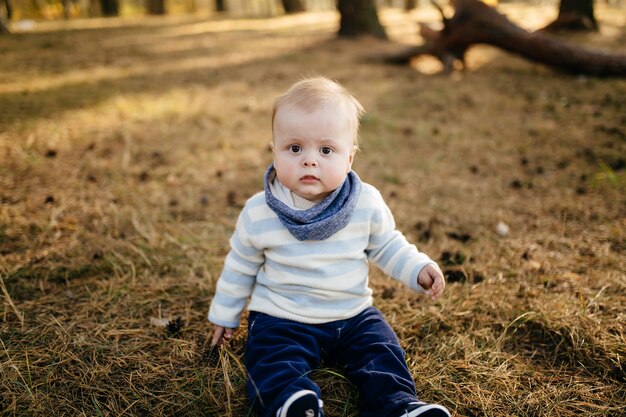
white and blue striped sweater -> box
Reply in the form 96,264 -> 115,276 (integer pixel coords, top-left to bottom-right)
208,183 -> 435,328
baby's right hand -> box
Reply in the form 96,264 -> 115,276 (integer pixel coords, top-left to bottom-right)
418,264 -> 446,300
211,325 -> 234,347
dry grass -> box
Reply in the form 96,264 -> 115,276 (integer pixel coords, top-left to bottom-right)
1,4 -> 625,416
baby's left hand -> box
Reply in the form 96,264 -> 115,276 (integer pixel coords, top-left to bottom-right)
418,264 -> 446,300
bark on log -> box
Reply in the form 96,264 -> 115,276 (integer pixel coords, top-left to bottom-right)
385,0 -> 626,77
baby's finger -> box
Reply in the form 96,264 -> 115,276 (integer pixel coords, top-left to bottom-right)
433,276 -> 442,290
211,328 -> 224,346
430,280 -> 443,299
223,329 -> 233,342
430,288 -> 440,300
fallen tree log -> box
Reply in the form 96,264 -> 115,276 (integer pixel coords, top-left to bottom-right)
385,0 -> 626,77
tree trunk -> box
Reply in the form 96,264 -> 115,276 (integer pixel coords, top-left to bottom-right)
384,0 -> 626,77
337,0 -> 387,39
0,18 -> 9,34
146,0 -> 166,15
100,0 -> 119,16
63,0 -> 71,19
215,0 -> 226,12
543,0 -> 597,31
282,0 -> 304,14
0,0 -> 9,34
3,0 -> 12,19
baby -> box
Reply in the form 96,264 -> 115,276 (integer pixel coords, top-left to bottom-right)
208,77 -> 450,417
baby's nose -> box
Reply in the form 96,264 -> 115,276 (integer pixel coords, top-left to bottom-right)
302,154 -> 318,166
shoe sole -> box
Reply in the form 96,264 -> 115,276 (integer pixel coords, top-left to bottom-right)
278,390 -> 319,417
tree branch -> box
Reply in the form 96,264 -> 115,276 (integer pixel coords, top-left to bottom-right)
383,0 -> 626,77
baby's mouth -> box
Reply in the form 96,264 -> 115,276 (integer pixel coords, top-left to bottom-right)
300,175 -> 319,183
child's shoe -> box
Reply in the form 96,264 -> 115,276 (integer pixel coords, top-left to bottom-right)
399,401 -> 451,417
277,390 -> 322,417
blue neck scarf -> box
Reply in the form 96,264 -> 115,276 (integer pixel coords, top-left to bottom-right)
264,164 -> 362,241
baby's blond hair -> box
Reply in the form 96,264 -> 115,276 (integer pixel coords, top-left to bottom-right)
272,76 -> 365,146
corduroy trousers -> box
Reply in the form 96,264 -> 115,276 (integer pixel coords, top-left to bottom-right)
245,306 -> 419,417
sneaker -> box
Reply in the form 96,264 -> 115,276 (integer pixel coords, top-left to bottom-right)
277,390 -> 322,417
400,401 -> 451,417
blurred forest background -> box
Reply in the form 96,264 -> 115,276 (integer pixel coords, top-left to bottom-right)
9,0 -> 367,20
2,0 -> 336,20
1,0 -> 625,416
1,0 -> 620,21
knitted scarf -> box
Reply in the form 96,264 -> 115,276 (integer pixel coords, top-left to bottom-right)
264,164 -> 362,241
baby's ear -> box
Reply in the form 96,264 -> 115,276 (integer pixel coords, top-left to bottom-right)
347,148 -> 356,171
269,141 -> 275,152
349,145 -> 358,163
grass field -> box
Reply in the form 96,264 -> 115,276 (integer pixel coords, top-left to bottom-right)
1,4 -> 625,416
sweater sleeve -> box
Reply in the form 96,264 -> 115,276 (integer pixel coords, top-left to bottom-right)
365,190 -> 436,293
208,204 -> 264,328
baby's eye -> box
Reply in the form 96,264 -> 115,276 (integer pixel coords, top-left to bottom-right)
320,146 -> 333,155
288,145 -> 301,153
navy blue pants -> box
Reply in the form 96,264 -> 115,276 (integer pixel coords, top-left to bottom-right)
245,306 -> 419,417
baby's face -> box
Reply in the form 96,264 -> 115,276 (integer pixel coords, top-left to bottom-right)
272,103 -> 356,202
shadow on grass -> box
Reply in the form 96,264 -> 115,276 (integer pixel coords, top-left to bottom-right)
0,15 -> 339,130
502,315 -> 626,384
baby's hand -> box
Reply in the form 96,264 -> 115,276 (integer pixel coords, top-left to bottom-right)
418,264 -> 446,300
210,325 -> 234,347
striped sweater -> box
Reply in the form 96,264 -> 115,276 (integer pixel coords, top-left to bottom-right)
208,182 -> 435,329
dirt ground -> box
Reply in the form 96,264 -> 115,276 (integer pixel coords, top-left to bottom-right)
1,4 -> 625,416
